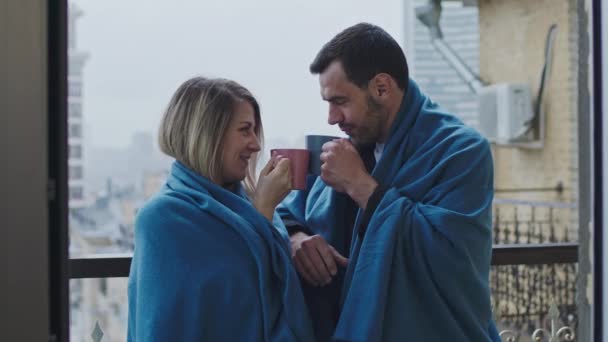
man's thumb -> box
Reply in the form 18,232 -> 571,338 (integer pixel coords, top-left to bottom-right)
331,246 -> 349,266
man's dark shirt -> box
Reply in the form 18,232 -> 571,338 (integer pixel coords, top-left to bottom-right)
283,144 -> 387,342
284,144 -> 386,246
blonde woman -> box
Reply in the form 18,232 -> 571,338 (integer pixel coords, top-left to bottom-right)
127,77 -> 314,341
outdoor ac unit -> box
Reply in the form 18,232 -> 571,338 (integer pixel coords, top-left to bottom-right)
478,83 -> 537,145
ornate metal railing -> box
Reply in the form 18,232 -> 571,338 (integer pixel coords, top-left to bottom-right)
68,245 -> 579,342
491,199 -> 578,341
492,198 -> 577,244
499,301 -> 576,342
68,199 -> 579,341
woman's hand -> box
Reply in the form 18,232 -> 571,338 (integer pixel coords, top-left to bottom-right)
253,155 -> 292,220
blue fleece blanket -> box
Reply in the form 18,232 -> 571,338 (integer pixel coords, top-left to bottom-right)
279,79 -> 500,341
128,161 -> 314,341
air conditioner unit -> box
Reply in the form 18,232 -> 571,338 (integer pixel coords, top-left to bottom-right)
478,83 -> 539,146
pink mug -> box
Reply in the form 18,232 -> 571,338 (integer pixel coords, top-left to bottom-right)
270,149 -> 310,190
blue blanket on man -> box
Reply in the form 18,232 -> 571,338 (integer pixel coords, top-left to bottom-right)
279,79 -> 500,341
128,161 -> 314,341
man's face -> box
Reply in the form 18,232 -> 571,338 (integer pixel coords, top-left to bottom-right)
319,61 -> 387,146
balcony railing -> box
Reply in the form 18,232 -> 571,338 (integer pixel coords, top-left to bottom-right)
68,199 -> 579,342
69,243 -> 578,278
491,199 -> 578,341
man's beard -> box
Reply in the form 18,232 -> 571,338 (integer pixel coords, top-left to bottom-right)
350,95 -> 386,148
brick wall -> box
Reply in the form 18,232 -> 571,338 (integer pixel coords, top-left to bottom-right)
477,0 -> 580,241
478,0 -> 579,206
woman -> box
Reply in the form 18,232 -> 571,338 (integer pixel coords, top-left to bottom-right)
127,77 -> 314,341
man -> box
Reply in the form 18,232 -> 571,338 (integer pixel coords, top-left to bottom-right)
278,23 -> 500,341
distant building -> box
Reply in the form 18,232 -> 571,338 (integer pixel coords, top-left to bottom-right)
142,170 -> 169,201
84,131 -> 171,195
68,4 -> 89,209
412,1 -> 480,127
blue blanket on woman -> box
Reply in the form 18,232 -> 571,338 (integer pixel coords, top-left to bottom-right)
279,79 -> 500,341
128,161 -> 314,341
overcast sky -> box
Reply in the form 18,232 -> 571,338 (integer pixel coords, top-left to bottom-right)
72,0 -> 409,150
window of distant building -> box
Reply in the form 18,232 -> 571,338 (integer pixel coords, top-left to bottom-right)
69,145 -> 82,159
68,80 -> 82,97
69,165 -> 83,180
69,186 -> 83,200
69,124 -> 82,138
100,279 -> 107,296
69,101 -> 82,118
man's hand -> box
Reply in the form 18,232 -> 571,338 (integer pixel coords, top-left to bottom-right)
290,232 -> 348,287
320,139 -> 378,209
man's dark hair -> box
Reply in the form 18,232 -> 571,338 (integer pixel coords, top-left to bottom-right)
310,23 -> 409,90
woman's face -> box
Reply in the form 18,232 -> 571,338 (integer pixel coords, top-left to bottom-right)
219,100 -> 261,187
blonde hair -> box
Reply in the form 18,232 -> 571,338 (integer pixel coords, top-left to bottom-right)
158,77 -> 263,194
